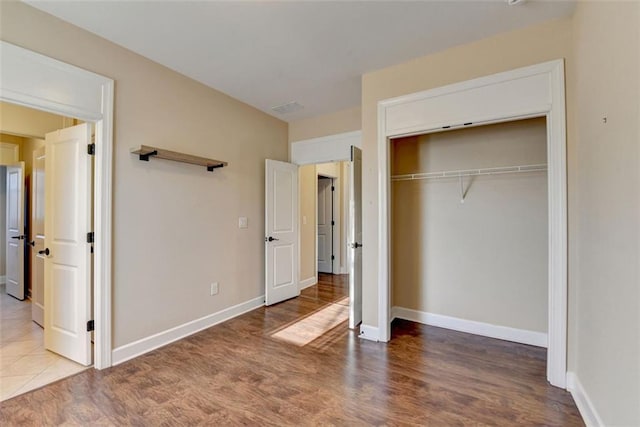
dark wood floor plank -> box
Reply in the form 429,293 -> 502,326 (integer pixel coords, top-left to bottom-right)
0,273 -> 583,426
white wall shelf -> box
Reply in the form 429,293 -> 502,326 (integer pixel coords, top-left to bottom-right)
391,163 -> 547,182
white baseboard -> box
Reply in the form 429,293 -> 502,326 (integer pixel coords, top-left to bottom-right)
0,275 -> 5,285
299,276 -> 317,290
358,324 -> 380,342
566,372 -> 603,427
112,295 -> 265,366
392,306 -> 548,348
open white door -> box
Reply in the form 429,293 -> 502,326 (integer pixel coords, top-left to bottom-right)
265,159 -> 299,305
348,146 -> 362,329
31,146 -> 46,327
44,124 -> 92,366
5,163 -> 25,300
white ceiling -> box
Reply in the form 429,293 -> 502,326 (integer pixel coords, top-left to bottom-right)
25,1 -> 575,122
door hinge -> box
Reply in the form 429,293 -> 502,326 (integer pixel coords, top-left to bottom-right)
88,143 -> 96,155
331,186 -> 335,191
87,232 -> 95,243
331,255 -> 335,260
331,220 -> 335,226
87,320 -> 94,332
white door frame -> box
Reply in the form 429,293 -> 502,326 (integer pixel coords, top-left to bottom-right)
0,41 -> 114,369
375,60 -> 567,388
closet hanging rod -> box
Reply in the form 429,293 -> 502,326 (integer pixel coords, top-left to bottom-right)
391,163 -> 547,182
131,145 -> 228,172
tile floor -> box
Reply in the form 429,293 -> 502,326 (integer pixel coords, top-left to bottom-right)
0,284 -> 87,401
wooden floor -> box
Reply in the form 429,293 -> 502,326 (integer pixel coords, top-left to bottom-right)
0,274 -> 583,425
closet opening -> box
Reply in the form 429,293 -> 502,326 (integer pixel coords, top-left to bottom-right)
390,117 -> 549,362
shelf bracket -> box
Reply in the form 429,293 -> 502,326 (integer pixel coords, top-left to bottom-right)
207,164 -> 224,172
139,150 -> 158,162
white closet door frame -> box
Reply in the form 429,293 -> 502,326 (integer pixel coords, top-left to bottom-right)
0,41 -> 114,369
374,59 -> 567,389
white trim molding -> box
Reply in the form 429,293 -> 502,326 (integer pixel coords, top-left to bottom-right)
1,41 -> 114,369
392,307 -> 547,348
299,276 -> 317,290
377,59 -> 567,388
358,324 -> 380,342
566,372 -> 604,427
112,296 -> 265,366
0,275 -> 6,285
291,130 -> 362,165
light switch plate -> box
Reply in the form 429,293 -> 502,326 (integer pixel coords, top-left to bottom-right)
238,216 -> 248,228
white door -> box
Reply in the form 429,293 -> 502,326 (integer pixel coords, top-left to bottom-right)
317,177 -> 333,273
265,159 -> 299,305
31,146 -> 46,327
44,123 -> 92,366
5,163 -> 25,300
348,146 -> 363,329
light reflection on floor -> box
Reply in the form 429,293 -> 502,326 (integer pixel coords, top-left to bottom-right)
271,297 -> 349,347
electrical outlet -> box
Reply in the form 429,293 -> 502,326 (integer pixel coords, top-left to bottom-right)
238,217 -> 248,229
210,282 -> 219,296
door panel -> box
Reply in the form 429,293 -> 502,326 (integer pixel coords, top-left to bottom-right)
5,163 -> 25,300
349,147 -> 363,329
32,146 -> 46,326
317,178 -> 333,273
44,123 -> 92,366
265,159 -> 299,305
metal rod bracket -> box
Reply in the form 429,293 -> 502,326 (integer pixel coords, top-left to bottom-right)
139,150 -> 158,161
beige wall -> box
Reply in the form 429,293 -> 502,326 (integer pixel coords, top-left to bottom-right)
392,118 -> 548,332
0,2 -> 288,347
361,16 -> 573,332
572,2 -> 639,425
0,102 -> 69,138
288,106 -> 361,144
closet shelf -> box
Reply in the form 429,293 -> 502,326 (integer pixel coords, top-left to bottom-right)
391,163 -> 547,182
130,145 -> 228,172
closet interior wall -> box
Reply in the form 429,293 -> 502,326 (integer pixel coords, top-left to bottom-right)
391,117 -> 548,335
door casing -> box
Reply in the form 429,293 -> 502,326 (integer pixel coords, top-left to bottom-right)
0,41 -> 114,369
290,135 -> 364,330
374,59 -> 568,388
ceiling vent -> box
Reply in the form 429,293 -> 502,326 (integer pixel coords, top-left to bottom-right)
506,0 -> 528,4
271,101 -> 304,115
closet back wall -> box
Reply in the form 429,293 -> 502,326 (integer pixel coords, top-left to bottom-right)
391,118 -> 548,334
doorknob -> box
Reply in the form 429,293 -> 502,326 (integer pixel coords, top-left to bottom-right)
38,248 -> 50,256
27,241 -> 35,247
350,242 -> 362,249
265,236 -> 279,242
11,235 -> 25,240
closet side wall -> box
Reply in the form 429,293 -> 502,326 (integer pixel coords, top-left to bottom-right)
392,118 -> 548,333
